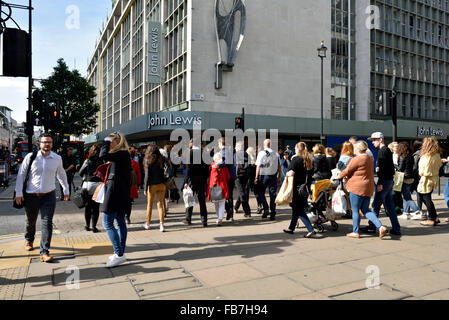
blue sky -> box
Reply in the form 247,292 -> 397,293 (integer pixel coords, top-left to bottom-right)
0,0 -> 112,123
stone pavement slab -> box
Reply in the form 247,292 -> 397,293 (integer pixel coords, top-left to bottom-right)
286,263 -> 367,292
59,281 -> 139,300
380,266 -> 449,298
213,275 -> 312,300
191,263 -> 265,287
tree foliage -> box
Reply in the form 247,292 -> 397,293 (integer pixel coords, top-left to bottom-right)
40,58 -> 99,138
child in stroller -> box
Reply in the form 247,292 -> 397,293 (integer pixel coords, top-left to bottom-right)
298,179 -> 350,232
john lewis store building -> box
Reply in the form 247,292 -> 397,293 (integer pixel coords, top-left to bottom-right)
85,0 -> 449,149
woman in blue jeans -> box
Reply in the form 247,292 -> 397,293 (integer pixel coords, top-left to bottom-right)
283,142 -> 316,238
396,142 -> 421,219
99,132 -> 132,268
337,141 -> 388,239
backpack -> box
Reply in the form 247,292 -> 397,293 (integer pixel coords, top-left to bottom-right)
163,161 -> 175,181
236,152 -> 250,178
262,150 -> 273,169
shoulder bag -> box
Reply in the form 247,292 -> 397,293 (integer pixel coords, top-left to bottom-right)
13,151 -> 38,209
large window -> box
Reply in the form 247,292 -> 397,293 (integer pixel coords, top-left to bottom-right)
331,0 -> 356,120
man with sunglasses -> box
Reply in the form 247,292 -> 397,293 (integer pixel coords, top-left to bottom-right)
14,133 -> 70,262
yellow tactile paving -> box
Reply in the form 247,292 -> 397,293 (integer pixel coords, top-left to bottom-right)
0,235 -> 114,270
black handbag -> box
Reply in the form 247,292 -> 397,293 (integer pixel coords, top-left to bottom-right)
72,187 -> 89,209
13,151 -> 38,209
297,174 -> 311,199
210,185 -> 224,201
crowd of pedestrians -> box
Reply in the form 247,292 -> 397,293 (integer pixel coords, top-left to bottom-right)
13,131 -> 449,268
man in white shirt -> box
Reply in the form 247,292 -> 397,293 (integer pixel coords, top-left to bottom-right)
255,139 -> 282,220
14,134 -> 70,262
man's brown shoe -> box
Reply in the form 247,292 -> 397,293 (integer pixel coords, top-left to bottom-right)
25,242 -> 33,251
40,254 -> 54,263
379,226 -> 388,239
420,220 -> 436,226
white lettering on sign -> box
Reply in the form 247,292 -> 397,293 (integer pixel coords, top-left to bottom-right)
417,126 -> 444,137
148,114 -> 202,129
149,27 -> 160,76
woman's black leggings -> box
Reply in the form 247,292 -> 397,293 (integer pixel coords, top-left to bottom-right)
85,199 -> 100,228
418,192 -> 437,220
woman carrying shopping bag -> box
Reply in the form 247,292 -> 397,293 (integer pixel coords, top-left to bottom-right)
417,137 -> 442,226
78,144 -> 103,233
207,153 -> 230,226
283,142 -> 316,238
337,141 -> 388,239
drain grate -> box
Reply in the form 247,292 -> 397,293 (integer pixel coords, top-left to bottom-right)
129,267 -> 203,298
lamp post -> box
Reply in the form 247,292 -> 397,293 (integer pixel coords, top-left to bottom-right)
317,40 -> 327,145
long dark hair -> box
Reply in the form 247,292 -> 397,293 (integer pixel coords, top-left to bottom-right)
88,144 -> 100,159
144,144 -> 164,168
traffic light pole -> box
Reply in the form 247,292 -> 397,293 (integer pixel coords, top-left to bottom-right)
27,0 -> 33,148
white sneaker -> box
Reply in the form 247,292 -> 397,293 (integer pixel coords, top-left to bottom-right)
411,213 -> 422,220
410,210 -> 421,216
106,254 -> 126,268
142,223 -> 150,230
108,254 -> 115,260
399,214 -> 410,220
160,223 -> 165,232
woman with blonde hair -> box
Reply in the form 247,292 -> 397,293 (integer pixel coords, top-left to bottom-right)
142,144 -> 168,232
100,132 -> 132,267
283,142 -> 316,237
417,137 -> 442,226
337,141 -> 354,171
312,144 -> 331,181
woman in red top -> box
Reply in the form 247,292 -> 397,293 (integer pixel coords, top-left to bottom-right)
126,147 -> 142,224
207,153 -> 230,225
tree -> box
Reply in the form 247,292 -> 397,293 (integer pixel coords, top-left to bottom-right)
40,58 -> 99,142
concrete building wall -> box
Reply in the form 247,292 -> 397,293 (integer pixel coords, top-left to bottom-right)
189,0 -> 332,119
355,0 -> 371,121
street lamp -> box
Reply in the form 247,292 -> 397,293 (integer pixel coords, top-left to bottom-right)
317,40 -> 327,145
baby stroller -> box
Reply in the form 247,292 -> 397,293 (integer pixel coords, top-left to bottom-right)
300,179 -> 345,232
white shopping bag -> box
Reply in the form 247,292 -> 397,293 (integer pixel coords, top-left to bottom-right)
94,184 -> 106,204
331,168 -> 341,182
183,187 -> 196,208
331,186 -> 347,217
307,212 -> 318,224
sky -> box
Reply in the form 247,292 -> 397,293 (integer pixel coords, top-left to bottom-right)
0,0 -> 112,123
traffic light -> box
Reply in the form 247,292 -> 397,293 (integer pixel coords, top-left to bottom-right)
235,116 -> 243,130
47,105 -> 60,129
2,28 -> 30,77
31,90 -> 46,126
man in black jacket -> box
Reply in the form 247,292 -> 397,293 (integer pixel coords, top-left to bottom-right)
363,132 -> 401,236
184,140 -> 209,227
234,142 -> 251,217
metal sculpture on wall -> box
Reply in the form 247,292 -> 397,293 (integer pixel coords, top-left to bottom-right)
214,0 -> 246,89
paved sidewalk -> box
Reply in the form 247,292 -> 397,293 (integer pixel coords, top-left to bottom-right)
1,179 -> 449,300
